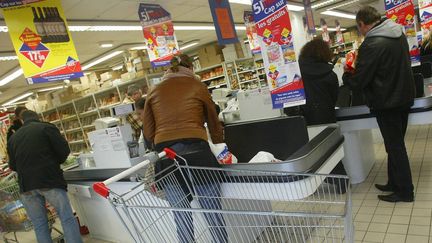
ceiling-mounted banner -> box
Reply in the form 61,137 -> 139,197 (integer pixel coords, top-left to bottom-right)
384,0 -> 420,67
244,11 -> 261,54
302,17 -> 314,41
303,0 -> 315,34
208,0 -> 239,45
320,18 -> 330,43
419,0 -> 432,37
253,0 -> 306,109
138,4 -> 180,68
335,20 -> 344,45
1,0 -> 83,84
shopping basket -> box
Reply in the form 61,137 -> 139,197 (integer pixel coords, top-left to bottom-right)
94,148 -> 354,243
0,172 -> 64,243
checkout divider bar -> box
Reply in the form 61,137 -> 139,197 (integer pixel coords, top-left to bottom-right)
93,148 -> 177,198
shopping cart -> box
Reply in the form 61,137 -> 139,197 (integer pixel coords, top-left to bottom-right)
94,148 -> 354,243
0,172 -> 64,243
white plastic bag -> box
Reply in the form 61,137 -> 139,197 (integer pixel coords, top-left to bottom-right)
249,151 -> 282,163
209,142 -> 238,164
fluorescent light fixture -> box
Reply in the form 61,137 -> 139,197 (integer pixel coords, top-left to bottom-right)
327,0 -> 360,11
0,56 -> 18,61
112,64 -> 124,71
180,42 -> 199,50
0,69 -> 23,86
2,92 -> 33,106
130,45 -> 148,50
317,27 -> 347,32
82,51 -> 123,71
321,10 -> 356,20
99,42 -> 114,48
312,0 -> 337,9
38,86 -> 64,92
228,0 -> 303,11
174,26 -> 215,31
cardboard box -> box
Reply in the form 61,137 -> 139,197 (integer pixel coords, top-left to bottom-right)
100,71 -> 121,81
88,72 -> 101,82
121,72 -> 137,81
136,70 -> 146,78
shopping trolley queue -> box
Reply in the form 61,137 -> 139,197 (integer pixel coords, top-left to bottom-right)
63,116 -> 346,243
335,95 -> 432,184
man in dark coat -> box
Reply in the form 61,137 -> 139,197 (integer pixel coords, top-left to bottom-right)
343,6 -> 415,202
8,110 -> 82,243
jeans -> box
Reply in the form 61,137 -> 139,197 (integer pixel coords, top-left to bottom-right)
165,183 -> 227,243
20,188 -> 83,243
375,108 -> 414,197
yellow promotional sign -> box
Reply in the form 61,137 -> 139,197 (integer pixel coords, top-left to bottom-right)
1,0 -> 83,84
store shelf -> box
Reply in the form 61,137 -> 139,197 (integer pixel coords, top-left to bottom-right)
69,140 -> 85,145
79,109 -> 98,117
201,74 -> 225,82
83,124 -> 95,129
208,83 -> 228,89
61,115 -> 78,122
50,119 -> 61,124
99,102 -> 121,110
239,78 -> 259,84
330,41 -> 354,49
195,63 -> 223,73
65,127 -> 82,133
256,67 -> 265,71
237,69 -> 255,75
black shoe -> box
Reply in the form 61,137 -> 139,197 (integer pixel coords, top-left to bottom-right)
375,184 -> 394,192
378,193 -> 414,202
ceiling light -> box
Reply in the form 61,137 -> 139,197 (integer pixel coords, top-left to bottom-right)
327,0 -> 360,11
317,27 -> 347,31
0,56 -> 18,61
312,0 -> 337,9
0,69 -> 23,86
321,10 -> 356,19
112,64 -> 124,71
99,42 -> 114,48
228,0 -> 304,11
180,42 -> 199,50
129,45 -> 148,50
38,86 -> 64,92
2,92 -> 33,106
82,51 -> 124,71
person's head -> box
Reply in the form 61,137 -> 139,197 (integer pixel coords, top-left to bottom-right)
127,85 -> 142,102
170,54 -> 193,72
14,106 -> 27,120
356,6 -> 381,36
135,97 -> 146,122
21,110 -> 40,123
299,39 -> 333,63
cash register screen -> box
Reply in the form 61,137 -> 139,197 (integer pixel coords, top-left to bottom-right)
111,103 -> 135,117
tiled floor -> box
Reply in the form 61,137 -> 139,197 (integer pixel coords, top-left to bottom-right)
4,125 -> 432,243
353,125 -> 432,243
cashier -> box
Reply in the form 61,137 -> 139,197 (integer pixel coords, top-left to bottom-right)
122,85 -> 143,141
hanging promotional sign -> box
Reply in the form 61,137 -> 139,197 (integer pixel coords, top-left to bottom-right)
253,0 -> 306,109
244,11 -> 261,54
138,4 -> 180,68
320,18 -> 330,43
302,17 -> 313,41
419,0 -> 432,37
303,0 -> 316,34
384,0 -> 420,66
335,20 -> 344,45
1,0 -> 83,84
208,0 -> 238,45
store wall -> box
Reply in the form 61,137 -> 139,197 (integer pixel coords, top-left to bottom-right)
289,11 -> 308,60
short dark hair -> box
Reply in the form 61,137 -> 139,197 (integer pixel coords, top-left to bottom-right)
356,6 -> 381,25
22,110 -> 40,123
170,54 -> 193,72
14,106 -> 27,118
135,97 -> 146,110
300,39 -> 333,63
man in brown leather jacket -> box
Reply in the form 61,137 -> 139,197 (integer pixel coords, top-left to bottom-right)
142,54 -> 226,243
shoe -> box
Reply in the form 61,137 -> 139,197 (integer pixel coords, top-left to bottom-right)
375,184 -> 394,192
378,193 -> 414,202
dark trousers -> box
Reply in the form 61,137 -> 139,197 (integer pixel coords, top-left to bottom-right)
375,108 -> 414,197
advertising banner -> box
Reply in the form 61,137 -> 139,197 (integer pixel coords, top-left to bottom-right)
253,0 -> 306,109
419,0 -> 432,37
244,11 -> 261,54
138,4 -> 180,68
1,0 -> 83,84
208,0 -> 238,45
320,18 -> 330,43
302,17 -> 314,41
335,20 -> 344,45
384,0 -> 420,66
303,0 -> 316,34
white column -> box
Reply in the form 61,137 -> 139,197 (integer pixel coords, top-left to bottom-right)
289,11 -> 308,59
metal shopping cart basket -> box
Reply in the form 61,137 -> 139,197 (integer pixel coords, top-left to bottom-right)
0,172 -> 64,243
94,148 -> 354,243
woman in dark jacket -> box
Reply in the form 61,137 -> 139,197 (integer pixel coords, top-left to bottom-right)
299,39 -> 339,125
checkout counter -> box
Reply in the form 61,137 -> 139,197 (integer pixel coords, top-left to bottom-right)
336,96 -> 432,184
63,95 -> 346,243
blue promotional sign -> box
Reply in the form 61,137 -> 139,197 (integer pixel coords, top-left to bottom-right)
303,0 -> 315,34
253,0 -> 306,109
208,0 -> 239,45
384,0 -> 410,11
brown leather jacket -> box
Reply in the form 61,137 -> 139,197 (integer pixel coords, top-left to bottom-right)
143,75 -> 223,146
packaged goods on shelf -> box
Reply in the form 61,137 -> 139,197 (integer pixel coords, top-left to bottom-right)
121,72 -> 137,81
100,71 -> 121,82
